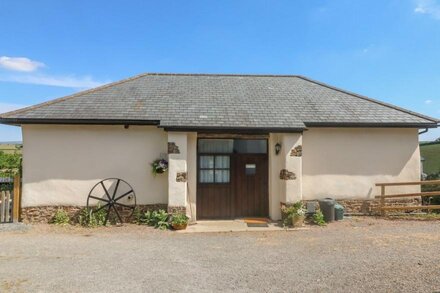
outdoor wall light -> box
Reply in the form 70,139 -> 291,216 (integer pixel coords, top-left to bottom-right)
275,143 -> 282,155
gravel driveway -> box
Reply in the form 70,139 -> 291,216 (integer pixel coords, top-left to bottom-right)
1,218 -> 439,292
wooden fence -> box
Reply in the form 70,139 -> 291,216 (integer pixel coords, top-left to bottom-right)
0,175 -> 21,223
375,180 -> 440,215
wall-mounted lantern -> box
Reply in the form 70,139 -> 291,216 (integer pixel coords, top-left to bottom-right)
275,143 -> 282,155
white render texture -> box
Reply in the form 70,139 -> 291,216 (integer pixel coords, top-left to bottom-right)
302,128 -> 421,200
21,125 -> 168,207
268,133 -> 302,220
282,133 -> 302,203
167,132 -> 188,208
186,132 -> 198,221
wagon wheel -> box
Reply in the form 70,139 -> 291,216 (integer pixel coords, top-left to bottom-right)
86,178 -> 136,225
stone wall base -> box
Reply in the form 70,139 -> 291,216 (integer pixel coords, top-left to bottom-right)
21,204 -> 168,224
167,206 -> 186,214
304,198 -> 421,216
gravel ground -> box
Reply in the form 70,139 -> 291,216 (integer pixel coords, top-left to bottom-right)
0,217 -> 439,292
0,223 -> 30,232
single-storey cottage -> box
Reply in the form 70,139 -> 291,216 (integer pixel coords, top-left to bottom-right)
0,73 -> 438,221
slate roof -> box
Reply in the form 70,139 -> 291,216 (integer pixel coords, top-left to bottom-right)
0,73 -> 438,131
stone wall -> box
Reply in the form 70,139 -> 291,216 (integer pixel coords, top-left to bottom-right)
21,206 -> 83,224
167,206 -> 186,215
303,198 -> 421,215
21,204 -> 168,224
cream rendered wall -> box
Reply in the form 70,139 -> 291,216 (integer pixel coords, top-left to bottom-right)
186,133 -> 197,221
167,132 -> 197,219
302,128 -> 421,200
282,133 -> 302,203
268,133 -> 302,220
22,125 -> 168,207
268,134 -> 283,220
167,132 -> 188,207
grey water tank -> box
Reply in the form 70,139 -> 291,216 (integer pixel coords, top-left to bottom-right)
334,204 -> 344,221
318,198 -> 336,223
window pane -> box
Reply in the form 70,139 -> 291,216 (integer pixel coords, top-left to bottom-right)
200,156 -> 214,168
200,170 -> 214,183
215,156 -> 230,169
198,139 -> 233,153
215,170 -> 230,183
234,140 -> 267,154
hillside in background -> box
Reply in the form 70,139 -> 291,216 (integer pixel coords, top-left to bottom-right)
0,143 -> 22,154
420,142 -> 440,175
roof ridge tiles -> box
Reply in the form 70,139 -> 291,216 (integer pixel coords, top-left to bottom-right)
140,72 -> 302,77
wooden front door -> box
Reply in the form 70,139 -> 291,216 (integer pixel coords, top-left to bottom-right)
234,154 -> 268,218
196,138 -> 268,219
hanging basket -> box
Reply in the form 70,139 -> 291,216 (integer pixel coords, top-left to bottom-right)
151,159 -> 168,175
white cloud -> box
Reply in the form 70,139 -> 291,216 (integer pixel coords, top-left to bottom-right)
0,74 -> 109,89
0,55 -> 108,89
361,44 -> 374,54
414,0 -> 440,19
0,102 -> 28,114
0,56 -> 45,72
425,99 -> 433,104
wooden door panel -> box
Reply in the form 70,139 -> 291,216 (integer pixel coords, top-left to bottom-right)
234,155 -> 268,218
197,184 -> 232,219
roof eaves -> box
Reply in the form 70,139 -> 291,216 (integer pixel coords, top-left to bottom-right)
0,118 -> 160,126
160,125 -> 306,133
304,121 -> 438,128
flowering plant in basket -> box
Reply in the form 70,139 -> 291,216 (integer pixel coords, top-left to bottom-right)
282,201 -> 306,228
151,159 -> 168,175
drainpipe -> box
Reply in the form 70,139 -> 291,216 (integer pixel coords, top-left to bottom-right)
418,128 -> 428,135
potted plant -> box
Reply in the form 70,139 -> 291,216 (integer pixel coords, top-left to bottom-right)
151,159 -> 168,175
171,213 -> 189,230
282,201 -> 306,228
291,208 -> 306,227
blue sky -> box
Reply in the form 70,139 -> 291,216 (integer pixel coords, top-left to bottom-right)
0,0 -> 439,141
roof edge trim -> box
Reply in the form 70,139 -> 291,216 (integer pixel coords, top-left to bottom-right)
0,118 -> 160,126
304,122 -> 438,129
161,126 -> 305,133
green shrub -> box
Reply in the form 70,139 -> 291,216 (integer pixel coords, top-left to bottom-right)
78,206 -> 108,227
137,209 -> 170,230
133,207 -> 142,224
51,209 -> 70,225
313,210 -> 326,226
171,213 -> 189,225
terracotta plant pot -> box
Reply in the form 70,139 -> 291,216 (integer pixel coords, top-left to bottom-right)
172,223 -> 187,230
291,215 -> 305,228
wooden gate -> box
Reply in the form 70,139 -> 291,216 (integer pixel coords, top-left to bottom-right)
0,176 -> 21,223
